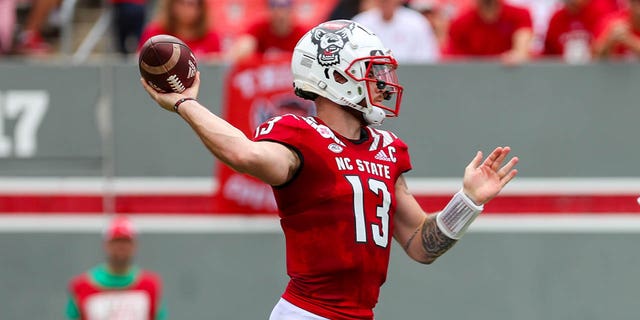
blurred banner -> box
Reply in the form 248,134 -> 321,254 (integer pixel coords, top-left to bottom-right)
212,53 -> 316,213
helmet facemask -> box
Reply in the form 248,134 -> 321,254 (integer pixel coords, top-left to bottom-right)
346,55 -> 403,123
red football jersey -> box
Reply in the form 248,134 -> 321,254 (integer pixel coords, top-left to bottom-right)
69,269 -> 162,320
254,115 -> 412,320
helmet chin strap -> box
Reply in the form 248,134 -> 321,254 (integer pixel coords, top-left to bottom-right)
363,106 -> 385,125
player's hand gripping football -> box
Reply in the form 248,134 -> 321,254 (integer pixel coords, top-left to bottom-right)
462,146 -> 518,205
140,71 -> 201,113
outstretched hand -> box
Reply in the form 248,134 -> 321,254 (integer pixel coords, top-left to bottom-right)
463,146 -> 519,205
140,71 -> 201,113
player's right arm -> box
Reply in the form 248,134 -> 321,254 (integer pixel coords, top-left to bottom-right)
140,73 -> 300,186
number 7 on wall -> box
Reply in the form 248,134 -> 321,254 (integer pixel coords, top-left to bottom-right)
0,91 -> 49,158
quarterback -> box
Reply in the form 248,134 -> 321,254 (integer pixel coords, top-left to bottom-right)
141,20 -> 518,320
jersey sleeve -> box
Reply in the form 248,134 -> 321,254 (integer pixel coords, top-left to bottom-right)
394,136 -> 412,175
252,114 -> 304,149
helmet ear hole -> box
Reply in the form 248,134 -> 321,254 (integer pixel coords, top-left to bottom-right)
332,71 -> 348,84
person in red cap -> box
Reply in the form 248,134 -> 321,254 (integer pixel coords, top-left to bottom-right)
65,215 -> 167,320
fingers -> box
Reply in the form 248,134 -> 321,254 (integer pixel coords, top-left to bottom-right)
481,146 -> 503,169
498,156 -> 519,187
140,78 -> 157,100
491,146 -> 511,171
500,167 -> 519,188
466,150 -> 483,170
185,71 -> 201,99
497,156 -> 518,177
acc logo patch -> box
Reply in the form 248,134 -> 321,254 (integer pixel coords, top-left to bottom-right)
328,143 -> 344,153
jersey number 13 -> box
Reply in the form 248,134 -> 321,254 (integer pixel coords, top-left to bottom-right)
345,175 -> 390,248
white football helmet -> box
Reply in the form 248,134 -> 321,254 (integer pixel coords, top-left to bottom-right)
292,20 -> 403,125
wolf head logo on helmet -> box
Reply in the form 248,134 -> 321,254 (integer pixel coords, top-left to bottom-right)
311,21 -> 355,67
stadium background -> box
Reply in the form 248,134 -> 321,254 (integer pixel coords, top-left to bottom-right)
1,61 -> 639,319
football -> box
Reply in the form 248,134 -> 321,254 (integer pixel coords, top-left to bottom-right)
138,34 -> 198,93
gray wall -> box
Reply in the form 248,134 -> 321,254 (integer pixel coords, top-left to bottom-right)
1,232 -> 638,320
1,62 -> 640,319
0,62 -> 639,177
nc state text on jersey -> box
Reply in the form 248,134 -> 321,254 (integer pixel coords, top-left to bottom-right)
335,157 -> 391,180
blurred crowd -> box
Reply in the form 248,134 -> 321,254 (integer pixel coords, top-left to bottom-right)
1,0 -> 639,64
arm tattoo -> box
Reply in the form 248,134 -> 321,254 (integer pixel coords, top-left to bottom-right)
403,227 -> 420,251
421,214 -> 457,259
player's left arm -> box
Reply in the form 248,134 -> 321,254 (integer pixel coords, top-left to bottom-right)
394,147 -> 518,264
393,176 -> 455,264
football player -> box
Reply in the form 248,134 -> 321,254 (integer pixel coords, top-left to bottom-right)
141,19 -> 518,320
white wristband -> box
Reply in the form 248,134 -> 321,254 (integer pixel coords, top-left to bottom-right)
436,190 -> 484,240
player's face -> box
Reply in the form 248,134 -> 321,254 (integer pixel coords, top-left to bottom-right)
365,62 -> 401,106
367,77 -> 385,103
346,55 -> 403,117
105,238 -> 136,270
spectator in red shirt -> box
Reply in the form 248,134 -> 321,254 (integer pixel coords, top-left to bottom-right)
66,216 -> 166,320
139,0 -> 222,61
445,0 -> 533,64
543,0 -> 615,63
593,0 -> 640,60
227,0 -> 310,61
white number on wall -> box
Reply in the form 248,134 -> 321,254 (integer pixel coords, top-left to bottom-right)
0,91 -> 49,158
